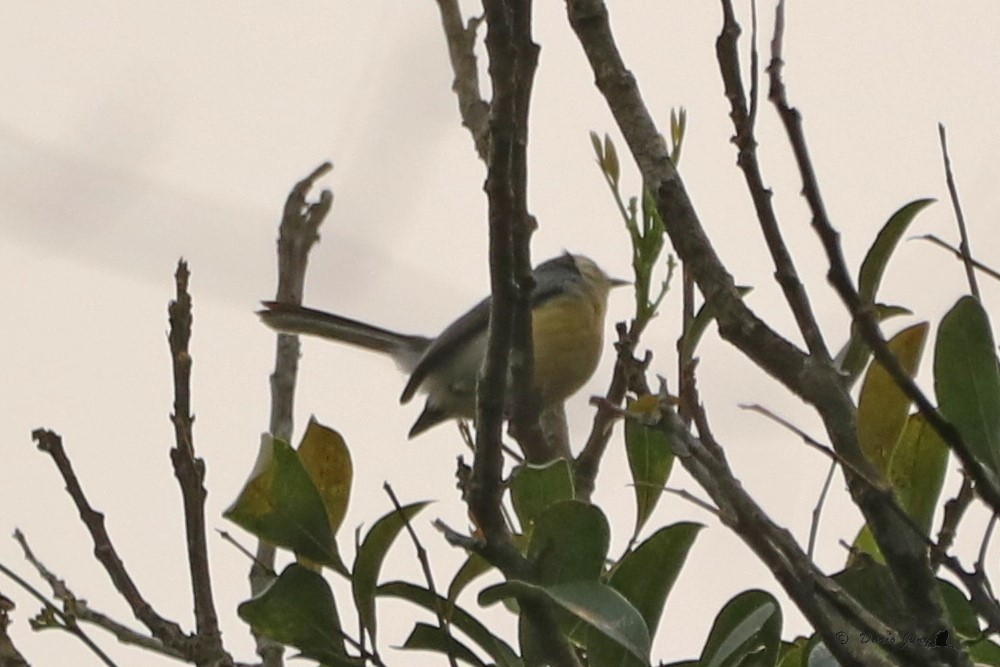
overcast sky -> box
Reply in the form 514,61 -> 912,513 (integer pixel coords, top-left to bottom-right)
2,2 -> 999,665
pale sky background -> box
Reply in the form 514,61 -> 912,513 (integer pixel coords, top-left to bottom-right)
2,2 -> 999,665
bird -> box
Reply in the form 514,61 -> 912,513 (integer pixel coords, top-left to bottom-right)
258,252 -> 627,438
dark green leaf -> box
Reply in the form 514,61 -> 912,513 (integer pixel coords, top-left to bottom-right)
625,402 -> 676,536
699,589 -> 782,667
528,500 -> 609,586
224,436 -> 343,570
352,501 -> 429,641
402,623 -> 487,667
775,637 -> 808,667
510,459 -> 574,534
609,523 -> 702,640
378,581 -> 522,667
856,323 -> 928,474
238,564 -> 360,666
935,295 -> 1000,475
858,198 -> 935,305
480,580 -> 651,663
938,579 -> 978,639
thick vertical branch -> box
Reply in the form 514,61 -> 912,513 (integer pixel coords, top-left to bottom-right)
474,3 -> 580,666
255,162 -> 333,667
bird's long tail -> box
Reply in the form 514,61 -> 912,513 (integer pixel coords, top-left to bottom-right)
258,301 -> 430,372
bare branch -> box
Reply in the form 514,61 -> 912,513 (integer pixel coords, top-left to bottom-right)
167,262 -> 230,665
717,0 -> 830,361
938,124 -> 979,298
255,162 -> 333,667
32,429 -> 193,656
434,0 -> 490,161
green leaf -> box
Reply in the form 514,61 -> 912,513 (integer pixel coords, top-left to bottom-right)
888,413 -> 948,534
848,524 -> 884,566
856,322 -> 928,474
938,579 -> 978,639
609,523 -> 702,641
238,563 -> 360,666
935,295 -> 1000,475
858,198 -> 935,305
831,562 -> 907,627
528,500 -> 609,586
625,401 -> 676,536
510,459 -> 575,534
699,590 -> 782,667
833,304 -> 913,389
297,417 -> 353,537
447,552 -> 494,604
224,435 -> 343,570
352,501 -> 429,641
480,580 -> 651,663
969,638 -> 1000,665
402,623 -> 487,667
775,637 -> 808,667
680,286 -> 753,360
378,581 -> 522,667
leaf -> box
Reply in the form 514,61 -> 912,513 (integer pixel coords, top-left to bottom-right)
297,417 -> 353,536
480,580 -> 651,663
378,581 -> 522,667
447,552 -> 494,604
857,198 -> 935,305
609,523 -> 702,640
402,623 -> 487,667
935,295 -> 1000,475
224,435 -> 343,570
833,303 -> 912,389
847,524 -> 883,566
888,413 -> 948,534
938,579 -> 978,639
699,590 -> 782,667
528,500 -> 609,586
238,563 -> 360,666
680,286 -> 753,360
856,322 -> 928,474
509,459 -> 575,534
351,501 -> 429,641
625,400 -> 676,536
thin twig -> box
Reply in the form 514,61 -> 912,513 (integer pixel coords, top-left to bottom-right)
12,529 -> 184,660
662,487 -> 720,516
32,429 -> 192,653
938,124 -> 979,298
916,234 -> 1000,282
0,559 -> 119,667
717,0 -> 830,362
383,484 -> 458,667
167,261 -> 229,664
809,461 -> 838,561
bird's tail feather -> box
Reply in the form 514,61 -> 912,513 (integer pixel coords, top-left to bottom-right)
258,302 -> 430,371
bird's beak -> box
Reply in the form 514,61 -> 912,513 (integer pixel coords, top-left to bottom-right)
609,277 -> 631,288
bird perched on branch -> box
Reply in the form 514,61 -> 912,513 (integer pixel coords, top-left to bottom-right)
259,252 -> 627,438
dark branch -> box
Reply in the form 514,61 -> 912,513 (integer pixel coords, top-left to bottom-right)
32,429 -> 193,655
167,262 -> 230,665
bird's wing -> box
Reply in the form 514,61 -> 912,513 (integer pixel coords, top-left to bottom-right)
399,254 -> 580,403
